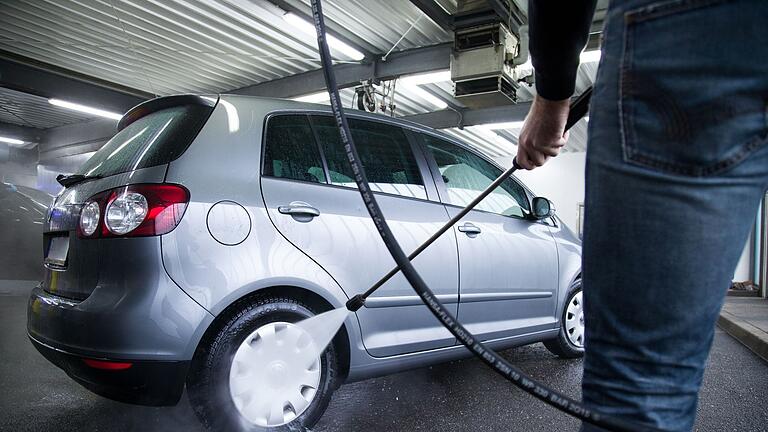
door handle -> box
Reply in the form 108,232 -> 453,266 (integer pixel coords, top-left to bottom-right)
278,201 -> 320,218
457,222 -> 481,235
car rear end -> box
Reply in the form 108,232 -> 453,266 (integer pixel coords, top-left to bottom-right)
27,95 -> 217,406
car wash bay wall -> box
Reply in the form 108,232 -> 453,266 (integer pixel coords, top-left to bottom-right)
37,118 -> 115,195
496,152 -> 753,282
0,119 -> 114,281
0,143 -> 38,188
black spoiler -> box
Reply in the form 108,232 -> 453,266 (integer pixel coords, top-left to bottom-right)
117,94 -> 219,132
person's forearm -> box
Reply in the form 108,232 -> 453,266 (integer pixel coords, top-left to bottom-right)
528,0 -> 598,101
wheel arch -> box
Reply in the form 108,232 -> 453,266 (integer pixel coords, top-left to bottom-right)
190,285 -> 352,383
556,271 -> 582,322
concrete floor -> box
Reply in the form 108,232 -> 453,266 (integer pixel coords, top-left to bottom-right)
2,280 -> 768,432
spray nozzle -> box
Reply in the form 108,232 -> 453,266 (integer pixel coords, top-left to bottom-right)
346,294 -> 366,311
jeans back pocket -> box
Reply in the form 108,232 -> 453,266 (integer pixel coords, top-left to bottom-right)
619,0 -> 768,177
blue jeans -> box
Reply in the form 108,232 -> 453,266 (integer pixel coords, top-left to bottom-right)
581,0 -> 768,431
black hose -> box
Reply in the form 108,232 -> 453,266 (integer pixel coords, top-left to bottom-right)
346,84 -> 591,311
310,2 -> 659,430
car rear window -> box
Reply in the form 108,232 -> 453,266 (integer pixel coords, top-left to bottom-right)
262,115 -> 327,183
76,104 -> 213,178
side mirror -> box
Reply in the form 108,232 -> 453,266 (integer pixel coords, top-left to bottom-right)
531,197 -> 555,220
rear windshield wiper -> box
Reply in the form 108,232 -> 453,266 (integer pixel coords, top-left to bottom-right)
56,173 -> 103,188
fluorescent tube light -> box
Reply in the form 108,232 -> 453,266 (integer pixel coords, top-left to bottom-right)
0,136 -> 25,145
49,99 -> 123,120
478,121 -> 525,130
283,12 -> 365,61
291,92 -> 330,104
400,70 -> 451,85
399,82 -> 448,110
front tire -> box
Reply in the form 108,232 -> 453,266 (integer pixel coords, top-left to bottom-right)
187,296 -> 338,431
544,282 -> 585,359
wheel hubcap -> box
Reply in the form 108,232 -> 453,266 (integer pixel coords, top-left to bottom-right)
229,321 -> 321,427
565,291 -> 585,348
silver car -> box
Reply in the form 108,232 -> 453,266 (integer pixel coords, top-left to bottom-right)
27,94 -> 583,431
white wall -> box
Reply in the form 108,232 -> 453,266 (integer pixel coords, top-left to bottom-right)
495,152 -> 753,282
733,231 -> 753,282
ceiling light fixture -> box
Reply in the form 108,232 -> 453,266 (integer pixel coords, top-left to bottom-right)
291,92 -> 330,104
399,82 -> 448,110
49,99 -> 123,121
283,12 -> 365,61
478,121 -> 525,130
399,70 -> 451,86
0,136 -> 25,145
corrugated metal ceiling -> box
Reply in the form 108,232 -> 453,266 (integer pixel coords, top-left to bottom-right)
284,0 -> 451,53
0,0 -> 450,96
0,86 -> 94,129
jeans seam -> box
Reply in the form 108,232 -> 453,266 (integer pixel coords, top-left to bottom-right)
617,8 -> 632,170
619,0 -> 766,177
625,0 -> 732,23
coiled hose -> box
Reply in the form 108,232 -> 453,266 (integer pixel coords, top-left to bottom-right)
309,1 -> 660,430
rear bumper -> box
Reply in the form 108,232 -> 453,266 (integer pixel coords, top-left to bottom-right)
27,237 -> 214,405
29,236 -> 213,361
29,334 -> 188,406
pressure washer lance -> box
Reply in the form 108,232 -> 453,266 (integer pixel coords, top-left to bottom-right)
345,85 -> 593,312
311,1 -> 657,430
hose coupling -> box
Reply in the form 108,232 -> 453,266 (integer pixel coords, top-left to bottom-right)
346,294 -> 366,311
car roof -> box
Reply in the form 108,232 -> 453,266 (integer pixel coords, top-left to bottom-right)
217,93 -> 465,144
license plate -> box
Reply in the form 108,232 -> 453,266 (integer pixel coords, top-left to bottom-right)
45,235 -> 70,267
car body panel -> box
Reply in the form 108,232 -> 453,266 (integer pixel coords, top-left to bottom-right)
547,216 -> 583,316
159,98 -> 364,370
28,236 -> 213,361
447,206 -> 560,340
42,165 -> 168,300
261,176 -> 460,357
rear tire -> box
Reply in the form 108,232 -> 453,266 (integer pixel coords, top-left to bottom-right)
544,282 -> 585,359
187,296 -> 338,431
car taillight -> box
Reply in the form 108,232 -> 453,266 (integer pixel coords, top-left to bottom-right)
105,192 -> 148,235
78,184 -> 189,238
79,201 -> 101,236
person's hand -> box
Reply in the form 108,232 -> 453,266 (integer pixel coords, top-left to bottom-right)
516,95 -> 570,170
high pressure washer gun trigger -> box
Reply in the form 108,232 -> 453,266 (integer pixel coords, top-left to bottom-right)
345,85 -> 594,313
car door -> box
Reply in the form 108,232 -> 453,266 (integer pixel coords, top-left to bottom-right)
419,134 -> 559,343
259,113 -> 459,357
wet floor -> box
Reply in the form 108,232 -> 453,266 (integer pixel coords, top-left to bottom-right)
2,281 -> 767,432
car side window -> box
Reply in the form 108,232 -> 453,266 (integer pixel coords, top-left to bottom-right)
263,115 -> 327,184
422,134 -> 530,218
311,115 -> 427,200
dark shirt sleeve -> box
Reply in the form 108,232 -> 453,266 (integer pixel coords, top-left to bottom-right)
528,0 -> 598,101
